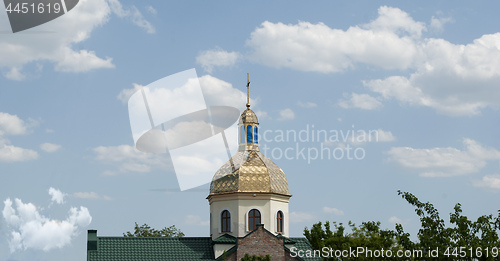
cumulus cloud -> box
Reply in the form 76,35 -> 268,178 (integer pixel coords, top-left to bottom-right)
0,0 -> 115,78
0,0 -> 157,80
196,48 -> 241,73
198,75 -> 250,110
0,143 -> 38,162
48,187 -> 66,205
0,112 -> 29,136
118,75 -> 254,113
2,191 -> 92,252
107,0 -> 155,34
245,6 -> 500,116
473,175 -> 500,191
93,144 -> 168,174
338,93 -> 383,110
117,83 -> 144,103
289,211 -> 316,224
323,207 -> 344,216
4,67 -> 25,81
40,143 -> 61,153
337,129 -> 396,146
277,108 -> 295,121
430,16 -> 453,33
388,138 -> 500,177
246,6 -> 421,73
0,112 -> 38,162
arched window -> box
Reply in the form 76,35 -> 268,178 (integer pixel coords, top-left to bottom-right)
221,210 -> 231,232
254,126 -> 258,143
276,211 -> 283,233
248,209 -> 261,231
246,125 -> 253,143
240,126 -> 245,144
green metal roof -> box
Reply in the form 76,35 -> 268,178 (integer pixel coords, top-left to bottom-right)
87,237 -> 215,261
286,238 -> 322,261
87,232 -> 319,261
212,234 -> 237,244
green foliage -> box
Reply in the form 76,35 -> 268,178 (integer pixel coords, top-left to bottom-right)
123,222 -> 185,237
241,253 -> 271,261
305,191 -> 500,261
304,220 -> 400,260
397,190 -> 500,260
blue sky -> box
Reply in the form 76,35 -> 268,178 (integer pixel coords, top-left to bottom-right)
0,0 -> 499,260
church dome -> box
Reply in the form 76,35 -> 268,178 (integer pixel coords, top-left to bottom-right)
209,74 -> 289,196
240,108 -> 258,125
209,150 -> 290,195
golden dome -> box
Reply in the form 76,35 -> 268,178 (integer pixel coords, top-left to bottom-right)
240,108 -> 258,125
209,150 -> 290,196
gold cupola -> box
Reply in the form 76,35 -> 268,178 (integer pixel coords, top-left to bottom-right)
209,74 -> 290,196
207,74 -> 291,242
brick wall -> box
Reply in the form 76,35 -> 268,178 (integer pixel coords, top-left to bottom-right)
236,225 -> 285,261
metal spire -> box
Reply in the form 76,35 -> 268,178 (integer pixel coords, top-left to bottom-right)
246,73 -> 250,108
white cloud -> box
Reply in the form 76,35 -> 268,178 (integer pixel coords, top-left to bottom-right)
0,0 -> 115,79
289,211 -> 316,224
473,175 -> 500,191
245,6 -> 500,116
297,101 -> 317,108
40,143 -> 61,153
0,112 -> 29,136
73,192 -> 112,200
118,75 -> 251,112
196,48 -> 241,73
375,129 -> 396,142
322,207 -> 344,216
4,66 -> 25,81
184,215 -> 209,226
54,48 -> 114,72
388,216 -> 403,224
340,129 -> 396,146
93,144 -> 168,174
388,138 -> 500,177
198,75 -> 250,110
0,144 -> 38,162
107,0 -> 155,34
2,192 -> 92,252
430,16 -> 452,33
0,112 -> 39,162
117,83 -> 144,103
246,6 -> 422,73
254,110 -> 269,120
364,32 -> 500,116
48,187 -> 66,205
338,93 -> 382,110
277,108 -> 295,121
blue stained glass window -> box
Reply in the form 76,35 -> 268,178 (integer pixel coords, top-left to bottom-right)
247,125 -> 253,143
240,126 -> 245,143
254,126 -> 258,143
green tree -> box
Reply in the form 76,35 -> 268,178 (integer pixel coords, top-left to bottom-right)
397,190 -> 500,260
305,191 -> 500,260
304,220 -> 400,260
123,222 -> 185,237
